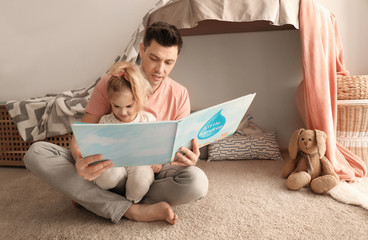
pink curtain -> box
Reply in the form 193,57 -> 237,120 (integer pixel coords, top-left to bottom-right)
298,0 -> 367,181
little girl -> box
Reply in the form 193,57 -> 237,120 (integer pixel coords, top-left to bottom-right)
94,61 -> 162,203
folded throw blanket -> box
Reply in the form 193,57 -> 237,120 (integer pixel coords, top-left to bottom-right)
6,83 -> 96,141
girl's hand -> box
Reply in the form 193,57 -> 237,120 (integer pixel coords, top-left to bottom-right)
151,164 -> 163,173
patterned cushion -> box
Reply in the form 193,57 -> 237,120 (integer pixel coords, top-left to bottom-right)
207,132 -> 282,161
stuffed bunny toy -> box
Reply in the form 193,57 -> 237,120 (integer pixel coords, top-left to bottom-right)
281,128 -> 340,194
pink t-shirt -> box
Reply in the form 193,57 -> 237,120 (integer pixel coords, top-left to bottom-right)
85,74 -> 190,121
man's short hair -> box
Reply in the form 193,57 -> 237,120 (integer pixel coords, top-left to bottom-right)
143,21 -> 183,54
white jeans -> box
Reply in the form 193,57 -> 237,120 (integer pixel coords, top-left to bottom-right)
24,141 -> 209,223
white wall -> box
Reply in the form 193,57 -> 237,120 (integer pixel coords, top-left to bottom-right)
0,0 -> 155,100
318,0 -> 368,75
1,0 -> 367,148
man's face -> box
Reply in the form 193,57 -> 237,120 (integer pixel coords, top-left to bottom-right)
139,40 -> 179,91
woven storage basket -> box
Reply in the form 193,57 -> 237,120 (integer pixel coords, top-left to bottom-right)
0,104 -> 72,166
337,75 -> 368,100
336,101 -> 368,167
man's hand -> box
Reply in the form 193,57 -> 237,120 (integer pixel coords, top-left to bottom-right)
171,138 -> 200,166
71,112 -> 113,181
74,148 -> 113,181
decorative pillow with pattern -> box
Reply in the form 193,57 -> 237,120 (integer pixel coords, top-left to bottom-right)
207,132 -> 282,161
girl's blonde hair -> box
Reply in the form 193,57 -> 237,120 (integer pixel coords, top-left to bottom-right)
107,61 -> 150,111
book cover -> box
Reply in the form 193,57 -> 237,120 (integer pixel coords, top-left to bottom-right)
71,93 -> 256,167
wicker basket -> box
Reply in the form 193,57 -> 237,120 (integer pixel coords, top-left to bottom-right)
336,138 -> 368,167
337,103 -> 368,133
0,104 -> 72,166
337,75 -> 368,100
336,102 -> 368,167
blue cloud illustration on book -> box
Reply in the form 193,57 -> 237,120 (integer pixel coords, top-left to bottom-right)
198,110 -> 225,140
72,93 -> 256,167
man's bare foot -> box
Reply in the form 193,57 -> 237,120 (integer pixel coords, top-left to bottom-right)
124,201 -> 178,225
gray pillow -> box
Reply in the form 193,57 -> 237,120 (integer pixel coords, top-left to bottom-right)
207,132 -> 282,161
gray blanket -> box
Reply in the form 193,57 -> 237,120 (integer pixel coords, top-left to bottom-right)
6,83 -> 95,141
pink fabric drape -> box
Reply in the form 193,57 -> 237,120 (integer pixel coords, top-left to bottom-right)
298,0 -> 367,181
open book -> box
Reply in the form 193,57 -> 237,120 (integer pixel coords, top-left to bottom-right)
71,93 -> 256,167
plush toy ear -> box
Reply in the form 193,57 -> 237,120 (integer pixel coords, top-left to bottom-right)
315,129 -> 327,159
288,128 -> 304,160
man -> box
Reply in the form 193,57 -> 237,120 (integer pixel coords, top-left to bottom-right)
24,21 -> 209,225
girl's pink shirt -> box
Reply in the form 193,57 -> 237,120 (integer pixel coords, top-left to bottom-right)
85,75 -> 190,121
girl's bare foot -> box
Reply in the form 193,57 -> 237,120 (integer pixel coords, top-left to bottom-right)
124,201 -> 178,225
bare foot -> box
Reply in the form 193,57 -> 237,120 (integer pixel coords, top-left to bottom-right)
124,202 -> 178,225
